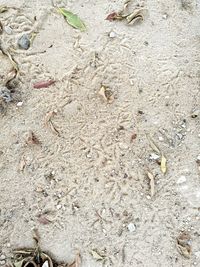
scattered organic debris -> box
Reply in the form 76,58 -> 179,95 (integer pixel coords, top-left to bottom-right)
0,43 -> 19,74
33,80 -> 55,89
11,231 -> 79,267
147,171 -> 155,197
58,8 -> 86,31
130,132 -> 137,142
90,249 -> 105,262
44,111 -> 60,136
26,130 -> 40,145
0,21 -> 3,34
18,34 -> 30,50
98,86 -> 114,103
38,215 -> 51,225
191,109 -> 199,118
5,68 -> 18,88
106,0 -> 144,25
176,231 -> 191,258
147,135 -> 167,174
0,5 -> 8,13
19,156 -> 26,171
68,253 -> 81,267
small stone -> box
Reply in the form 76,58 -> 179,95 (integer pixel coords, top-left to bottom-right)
177,175 -> 187,184
162,13 -> 168,19
17,101 -> 23,107
158,136 -> 164,141
127,223 -> 136,233
0,260 -> 6,265
109,31 -> 116,38
4,25 -> 12,35
197,155 -> 200,161
7,243 -> 11,248
18,34 -> 30,50
0,255 -> 6,260
149,153 -> 160,160
56,204 -> 62,210
0,87 -> 12,103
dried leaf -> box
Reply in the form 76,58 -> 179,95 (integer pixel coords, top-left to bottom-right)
59,8 -> 86,31
27,130 -> 40,145
45,111 -> 60,136
38,215 -> 51,225
90,250 -> 105,261
147,171 -> 155,197
105,12 -> 123,21
68,253 -> 81,267
176,232 -> 191,258
160,154 -> 167,174
98,86 -> 114,103
33,80 -> 55,89
0,5 -> 8,13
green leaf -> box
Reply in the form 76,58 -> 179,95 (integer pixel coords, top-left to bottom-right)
59,8 -> 86,31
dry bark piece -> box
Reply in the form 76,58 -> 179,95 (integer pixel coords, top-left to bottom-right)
27,131 -> 40,145
33,80 -> 55,89
98,86 -> 114,103
176,232 -> 191,258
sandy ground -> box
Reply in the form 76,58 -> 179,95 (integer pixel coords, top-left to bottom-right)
0,0 -> 200,266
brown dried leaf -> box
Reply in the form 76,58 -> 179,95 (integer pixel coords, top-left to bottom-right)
161,154 -> 167,174
176,232 -> 191,258
105,12 -> 123,21
68,253 -> 81,267
147,171 -> 155,197
98,86 -> 114,103
27,130 -> 40,145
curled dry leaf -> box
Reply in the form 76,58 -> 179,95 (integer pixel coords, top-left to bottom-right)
126,10 -> 144,24
99,86 -> 114,103
161,154 -> 167,174
0,5 -> 8,13
105,12 -> 123,21
147,171 -> 155,197
176,232 -> 191,258
27,130 -> 40,145
33,80 -> 55,89
38,215 -> 52,225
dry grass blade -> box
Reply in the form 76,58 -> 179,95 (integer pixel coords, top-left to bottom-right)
147,171 -> 155,197
147,135 -> 160,154
45,111 -> 60,136
176,232 -> 191,258
19,156 -> 26,171
161,154 -> 167,174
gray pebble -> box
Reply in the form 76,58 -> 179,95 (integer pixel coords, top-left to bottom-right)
0,255 -> 5,260
18,34 -> 30,50
0,260 -> 6,266
0,87 -> 12,102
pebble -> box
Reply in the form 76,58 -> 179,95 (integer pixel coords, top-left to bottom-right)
17,101 -> 23,107
4,25 -> 12,35
149,153 -> 160,160
0,87 -> 12,103
0,255 -> 6,260
56,204 -> 62,210
109,31 -> 116,38
18,34 -> 30,50
127,223 -> 136,233
197,155 -> 200,161
7,243 -> 11,248
0,260 -> 6,265
177,175 -> 187,184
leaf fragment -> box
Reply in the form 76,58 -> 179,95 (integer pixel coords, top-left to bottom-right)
90,250 -> 105,261
44,111 -> 60,136
147,135 -> 160,154
19,156 -> 26,171
176,232 -> 191,258
105,12 -> 123,21
38,215 -> 51,225
98,86 -> 114,103
161,154 -> 167,174
0,5 -> 8,13
147,171 -> 155,197
59,8 -> 86,31
26,130 -> 40,145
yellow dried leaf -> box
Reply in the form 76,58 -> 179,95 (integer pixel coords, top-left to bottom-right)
161,154 -> 167,174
